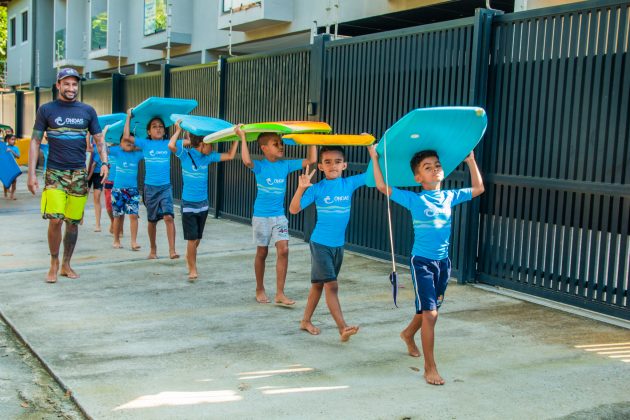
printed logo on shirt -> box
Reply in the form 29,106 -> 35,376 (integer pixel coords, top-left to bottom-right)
266,178 -> 285,186
54,116 -> 85,126
148,150 -> 168,158
424,204 -> 450,218
323,195 -> 351,205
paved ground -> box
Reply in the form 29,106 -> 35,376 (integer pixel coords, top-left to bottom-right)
0,176 -> 629,419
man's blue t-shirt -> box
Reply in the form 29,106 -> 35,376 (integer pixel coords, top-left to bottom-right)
390,188 -> 472,260
107,145 -> 120,182
252,158 -> 303,217
33,100 -> 101,171
300,173 -> 366,247
109,148 -> 143,189
134,138 -> 171,186
176,140 -> 221,202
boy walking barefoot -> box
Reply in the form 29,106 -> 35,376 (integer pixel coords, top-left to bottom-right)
169,121 -> 238,280
370,146 -> 484,384
239,129 -> 317,305
289,146 -> 366,342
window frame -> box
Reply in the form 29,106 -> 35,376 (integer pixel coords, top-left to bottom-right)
143,0 -> 167,37
21,9 -> 29,43
9,16 -> 16,48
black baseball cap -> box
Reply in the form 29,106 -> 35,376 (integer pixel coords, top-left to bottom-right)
56,68 -> 81,81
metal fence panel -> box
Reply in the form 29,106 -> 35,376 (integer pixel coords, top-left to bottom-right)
1,93 -> 16,132
222,48 -> 311,236
39,88 -> 53,106
81,78 -> 113,115
322,19 -> 476,279
479,0 -> 630,318
22,91 -> 36,137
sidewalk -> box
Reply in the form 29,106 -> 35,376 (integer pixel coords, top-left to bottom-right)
0,182 -> 629,419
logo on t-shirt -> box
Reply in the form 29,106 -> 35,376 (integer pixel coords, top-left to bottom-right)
424,205 -> 450,218
323,195 -> 350,205
266,178 -> 285,186
54,116 -> 85,126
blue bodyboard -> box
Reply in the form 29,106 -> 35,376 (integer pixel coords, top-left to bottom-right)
98,113 -> 127,129
104,120 -> 125,144
365,107 -> 487,187
129,97 -> 197,137
0,145 -> 21,187
169,114 -> 233,136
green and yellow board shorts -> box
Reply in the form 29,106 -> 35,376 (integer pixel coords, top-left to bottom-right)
41,168 -> 88,225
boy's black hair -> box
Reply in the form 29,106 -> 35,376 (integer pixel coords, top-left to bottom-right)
410,150 -> 439,174
189,134 -> 204,148
4,133 -> 15,141
146,117 -> 167,139
257,132 -> 281,146
319,146 -> 345,162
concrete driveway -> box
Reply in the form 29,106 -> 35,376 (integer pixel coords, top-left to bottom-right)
0,184 -> 629,419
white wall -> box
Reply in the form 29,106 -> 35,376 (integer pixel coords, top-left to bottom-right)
6,0 -> 32,86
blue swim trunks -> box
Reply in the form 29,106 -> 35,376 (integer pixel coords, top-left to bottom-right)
143,184 -> 174,222
410,255 -> 451,314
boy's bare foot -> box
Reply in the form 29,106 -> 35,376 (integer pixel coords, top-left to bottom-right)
340,326 -> 359,342
188,272 -> 198,281
423,367 -> 445,385
274,294 -> 295,306
148,253 -> 158,259
60,266 -> 79,279
300,320 -> 320,335
131,244 -> 141,251
170,252 -> 180,259
400,331 -> 421,357
256,290 -> 270,303
94,227 -> 101,232
112,242 -> 123,249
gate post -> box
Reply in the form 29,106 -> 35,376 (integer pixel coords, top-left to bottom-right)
111,73 -> 125,113
14,91 -> 24,138
303,34 -> 331,241
161,64 -> 174,98
213,56 -> 228,219
461,8 -> 500,283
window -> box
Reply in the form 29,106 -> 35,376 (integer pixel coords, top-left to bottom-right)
21,11 -> 28,42
9,17 -> 16,47
143,0 -> 167,36
55,28 -> 66,61
91,0 -> 108,50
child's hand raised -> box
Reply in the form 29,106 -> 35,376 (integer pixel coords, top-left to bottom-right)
234,124 -> 245,138
464,151 -> 475,163
298,166 -> 316,189
367,144 -> 379,159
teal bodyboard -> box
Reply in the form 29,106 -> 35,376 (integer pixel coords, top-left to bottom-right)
98,113 -> 126,129
129,97 -> 197,136
0,145 -> 21,187
104,120 -> 125,144
365,107 -> 487,187
169,114 -> 233,136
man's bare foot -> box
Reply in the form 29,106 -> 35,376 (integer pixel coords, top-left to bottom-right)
131,243 -> 141,251
424,367 -> 445,385
300,320 -> 320,335
59,266 -> 80,279
400,331 -> 421,357
170,253 -> 180,259
46,264 -> 58,283
274,294 -> 295,306
256,290 -> 270,303
112,242 -> 123,249
340,326 -> 359,342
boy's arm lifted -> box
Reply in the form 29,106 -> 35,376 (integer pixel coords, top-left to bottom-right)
303,145 -> 317,168
168,119 -> 182,153
220,141 -> 239,162
465,151 -> 484,197
236,125 -> 254,168
123,108 -> 135,144
368,145 -> 392,197
289,166 -> 316,214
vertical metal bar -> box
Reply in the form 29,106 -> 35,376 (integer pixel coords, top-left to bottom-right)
214,57 -> 228,219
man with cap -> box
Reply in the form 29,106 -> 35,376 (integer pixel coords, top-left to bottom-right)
27,68 -> 108,283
